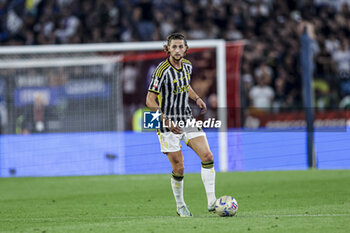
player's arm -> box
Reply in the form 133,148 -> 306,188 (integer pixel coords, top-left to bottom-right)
146,91 -> 160,112
146,91 -> 182,134
189,85 -> 207,114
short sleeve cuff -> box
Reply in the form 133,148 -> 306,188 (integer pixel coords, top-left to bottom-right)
148,89 -> 160,94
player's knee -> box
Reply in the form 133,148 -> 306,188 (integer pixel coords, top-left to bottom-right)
201,152 -> 213,162
173,160 -> 184,174
174,165 -> 184,175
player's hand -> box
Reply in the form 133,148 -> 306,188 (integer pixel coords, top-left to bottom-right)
166,119 -> 182,134
196,98 -> 207,114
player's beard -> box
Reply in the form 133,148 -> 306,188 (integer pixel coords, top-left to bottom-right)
172,53 -> 183,62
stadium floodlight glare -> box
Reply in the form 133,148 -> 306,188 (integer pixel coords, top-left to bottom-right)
0,40 -> 228,172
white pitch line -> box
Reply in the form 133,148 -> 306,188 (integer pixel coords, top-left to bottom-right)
261,214 -> 350,217
1,214 -> 349,222
236,214 -> 350,218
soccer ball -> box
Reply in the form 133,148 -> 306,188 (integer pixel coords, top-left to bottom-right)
215,195 -> 238,217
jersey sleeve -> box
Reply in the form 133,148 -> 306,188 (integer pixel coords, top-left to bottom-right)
183,59 -> 192,80
148,66 -> 165,94
188,62 -> 193,75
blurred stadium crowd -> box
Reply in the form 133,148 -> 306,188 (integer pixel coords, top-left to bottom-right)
1,0 -> 350,113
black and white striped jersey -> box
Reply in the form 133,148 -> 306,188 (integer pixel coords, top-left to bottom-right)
148,58 -> 194,132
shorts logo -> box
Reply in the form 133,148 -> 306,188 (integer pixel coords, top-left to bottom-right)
143,110 -> 161,129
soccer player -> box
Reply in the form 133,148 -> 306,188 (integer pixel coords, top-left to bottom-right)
146,33 -> 216,217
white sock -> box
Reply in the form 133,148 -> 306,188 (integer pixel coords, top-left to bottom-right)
201,166 -> 216,208
171,177 -> 185,209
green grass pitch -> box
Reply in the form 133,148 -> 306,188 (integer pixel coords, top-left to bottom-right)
0,170 -> 349,233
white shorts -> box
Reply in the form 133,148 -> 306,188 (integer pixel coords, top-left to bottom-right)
157,130 -> 206,153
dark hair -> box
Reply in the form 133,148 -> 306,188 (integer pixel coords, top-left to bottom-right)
164,32 -> 188,54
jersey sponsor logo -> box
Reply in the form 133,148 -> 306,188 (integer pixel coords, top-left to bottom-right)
173,84 -> 189,95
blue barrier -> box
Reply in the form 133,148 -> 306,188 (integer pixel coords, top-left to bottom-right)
314,131 -> 350,169
227,131 -> 308,171
0,129 -> 349,177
